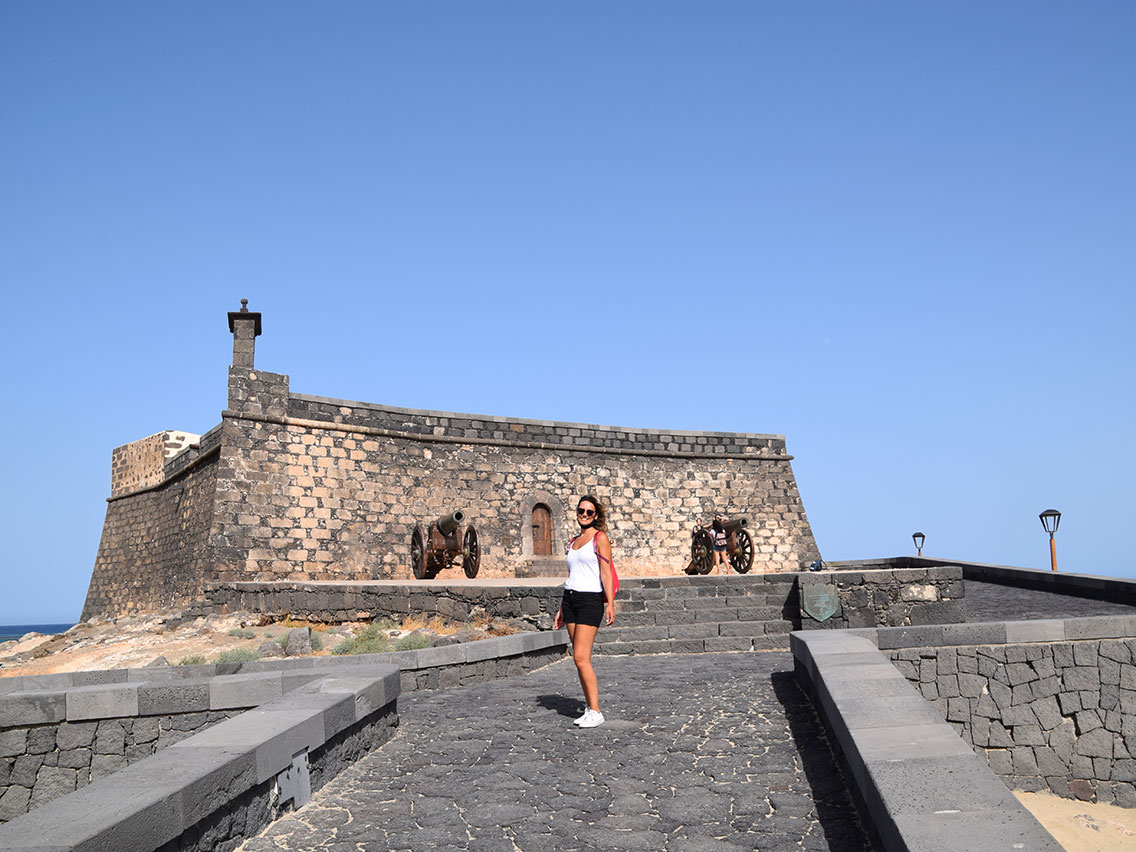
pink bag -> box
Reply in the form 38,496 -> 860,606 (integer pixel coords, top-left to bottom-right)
593,533 -> 620,596
568,532 -> 620,595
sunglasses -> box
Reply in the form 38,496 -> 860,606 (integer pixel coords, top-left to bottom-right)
577,508 -> 596,517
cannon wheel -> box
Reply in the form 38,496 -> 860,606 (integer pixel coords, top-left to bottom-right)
410,525 -> 428,580
730,529 -> 755,574
690,529 -> 714,575
462,526 -> 480,578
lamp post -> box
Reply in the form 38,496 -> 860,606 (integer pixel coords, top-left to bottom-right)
912,532 -> 925,557
1039,509 -> 1061,572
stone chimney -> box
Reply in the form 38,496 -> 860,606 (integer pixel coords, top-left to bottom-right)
227,298 -> 262,368
225,299 -> 288,417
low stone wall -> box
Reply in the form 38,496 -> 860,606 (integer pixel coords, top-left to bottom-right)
833,556 -> 1136,609
206,579 -> 566,626
0,669 -> 331,823
883,627 -> 1136,806
791,631 -> 1062,851
798,565 -> 964,629
0,630 -> 568,823
0,710 -> 241,821
958,560 -> 1136,607
209,571 -> 971,636
0,669 -> 399,852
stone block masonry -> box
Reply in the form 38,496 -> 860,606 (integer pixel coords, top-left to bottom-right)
82,303 -> 819,619
799,565 -> 965,630
206,578 -> 567,624
83,437 -> 219,619
0,711 -> 241,822
208,387 -> 817,584
889,636 -> 1136,807
109,430 -> 203,498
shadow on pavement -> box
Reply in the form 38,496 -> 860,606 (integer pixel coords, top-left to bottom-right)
536,692 -> 585,719
770,669 -> 881,852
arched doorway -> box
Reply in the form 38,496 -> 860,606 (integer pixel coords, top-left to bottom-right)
531,504 -> 553,556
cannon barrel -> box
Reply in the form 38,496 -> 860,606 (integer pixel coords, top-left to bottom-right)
721,518 -> 748,535
435,510 -> 466,536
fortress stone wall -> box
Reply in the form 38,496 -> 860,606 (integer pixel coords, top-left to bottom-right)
83,430 -> 221,618
81,302 -> 819,619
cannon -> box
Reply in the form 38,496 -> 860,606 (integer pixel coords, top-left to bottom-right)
410,510 -> 481,579
685,517 -> 754,575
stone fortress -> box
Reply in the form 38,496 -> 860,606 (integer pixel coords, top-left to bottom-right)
4,300 -> 1134,852
82,301 -> 820,620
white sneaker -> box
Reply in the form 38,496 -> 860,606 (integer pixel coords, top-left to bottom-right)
577,709 -> 605,728
572,709 -> 591,726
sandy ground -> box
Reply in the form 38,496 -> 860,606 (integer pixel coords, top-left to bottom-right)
0,610 -> 494,677
1016,791 -> 1136,852
0,613 -> 351,676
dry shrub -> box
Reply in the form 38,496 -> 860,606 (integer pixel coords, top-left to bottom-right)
471,611 -> 493,629
400,614 -> 458,635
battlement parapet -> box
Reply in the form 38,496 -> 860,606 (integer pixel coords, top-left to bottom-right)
285,393 -> 788,459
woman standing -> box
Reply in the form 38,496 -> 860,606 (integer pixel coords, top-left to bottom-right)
553,494 -> 615,728
711,515 -> 730,574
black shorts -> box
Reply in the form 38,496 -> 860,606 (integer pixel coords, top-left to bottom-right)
561,589 -> 605,628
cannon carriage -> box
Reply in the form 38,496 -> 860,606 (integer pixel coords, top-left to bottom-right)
410,510 -> 481,579
685,517 -> 754,575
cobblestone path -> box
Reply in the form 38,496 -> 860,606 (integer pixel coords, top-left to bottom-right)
964,580 -> 1136,622
241,652 -> 876,852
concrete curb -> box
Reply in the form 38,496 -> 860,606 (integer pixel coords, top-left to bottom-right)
792,631 -> 1064,851
0,666 -> 399,852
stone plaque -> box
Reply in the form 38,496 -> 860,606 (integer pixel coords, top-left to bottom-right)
802,581 -> 838,623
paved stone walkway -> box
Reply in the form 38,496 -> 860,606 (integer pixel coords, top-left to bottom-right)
964,580 -> 1136,622
241,652 -> 877,852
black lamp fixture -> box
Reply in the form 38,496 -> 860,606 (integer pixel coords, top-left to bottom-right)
912,532 -> 925,557
1039,509 -> 1061,571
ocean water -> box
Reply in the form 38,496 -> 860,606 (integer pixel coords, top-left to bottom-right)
0,623 -> 75,643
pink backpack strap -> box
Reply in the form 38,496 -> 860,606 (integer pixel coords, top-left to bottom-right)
592,532 -> 611,564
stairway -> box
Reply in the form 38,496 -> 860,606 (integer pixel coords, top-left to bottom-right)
515,559 -> 569,578
594,575 -> 800,655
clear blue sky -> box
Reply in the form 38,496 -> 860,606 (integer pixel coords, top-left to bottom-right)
1,2 -> 1132,623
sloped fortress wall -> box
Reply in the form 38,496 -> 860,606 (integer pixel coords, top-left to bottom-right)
82,431 -> 221,619
82,303 -> 819,618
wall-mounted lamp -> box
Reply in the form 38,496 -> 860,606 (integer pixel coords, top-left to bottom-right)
1038,509 -> 1061,571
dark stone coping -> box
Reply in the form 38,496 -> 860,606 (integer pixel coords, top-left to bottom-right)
0,666 -> 398,852
829,557 -> 1136,607
792,631 -> 1064,852
840,613 -> 1136,650
0,630 -> 567,725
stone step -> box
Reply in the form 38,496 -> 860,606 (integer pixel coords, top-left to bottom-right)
596,619 -> 793,646
616,587 -> 798,607
593,634 -> 790,655
613,595 -> 790,608
515,559 -> 568,578
611,604 -> 789,626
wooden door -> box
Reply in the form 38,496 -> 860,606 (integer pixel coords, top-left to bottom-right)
532,504 -> 552,556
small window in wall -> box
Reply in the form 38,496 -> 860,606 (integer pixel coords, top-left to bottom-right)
532,504 -> 553,556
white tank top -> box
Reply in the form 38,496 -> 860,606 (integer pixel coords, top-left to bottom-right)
565,534 -> 603,593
